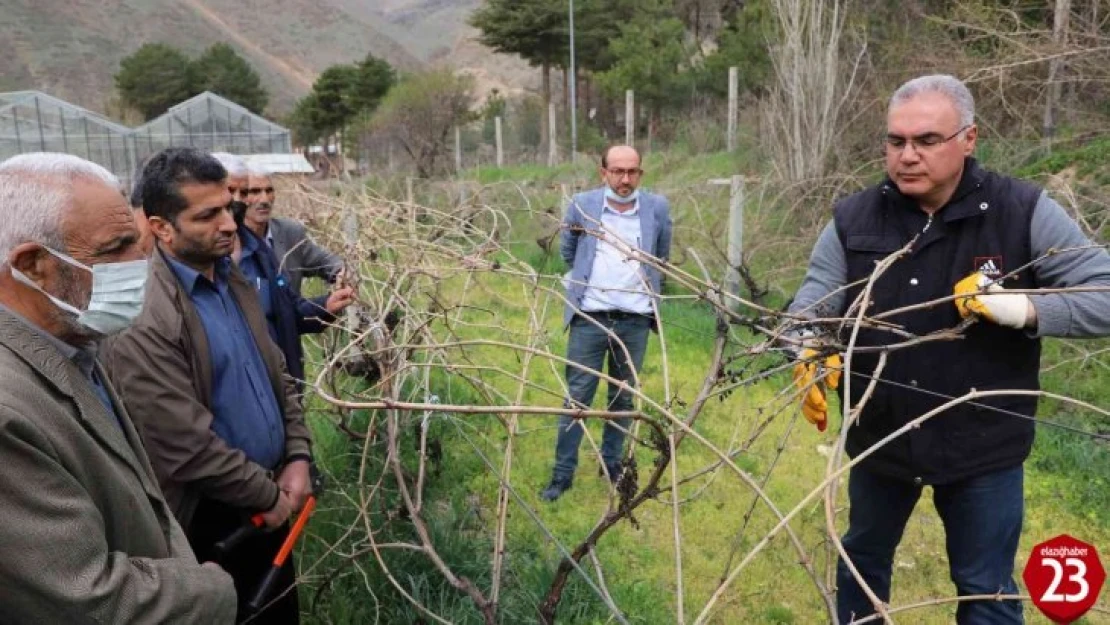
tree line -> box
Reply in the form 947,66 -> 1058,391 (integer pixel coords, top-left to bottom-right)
112,38 -> 471,177
286,54 -> 397,147
286,56 -> 478,178
470,0 -> 772,141
115,43 -> 269,120
111,0 -> 1110,181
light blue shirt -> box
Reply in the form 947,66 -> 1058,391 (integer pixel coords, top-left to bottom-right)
580,198 -> 654,314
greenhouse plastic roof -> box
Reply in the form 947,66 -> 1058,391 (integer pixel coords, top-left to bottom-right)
132,91 -> 290,145
0,90 -> 133,137
1,90 -> 294,183
242,153 -> 315,174
0,90 -> 136,180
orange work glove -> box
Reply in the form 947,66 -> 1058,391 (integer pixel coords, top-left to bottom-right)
792,349 -> 842,432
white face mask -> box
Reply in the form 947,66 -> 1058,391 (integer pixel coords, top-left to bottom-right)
605,184 -> 639,205
11,247 -> 148,336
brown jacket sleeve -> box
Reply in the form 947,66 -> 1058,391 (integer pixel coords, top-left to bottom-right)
289,219 -> 343,282
106,320 -> 281,513
0,409 -> 237,624
280,365 -> 312,461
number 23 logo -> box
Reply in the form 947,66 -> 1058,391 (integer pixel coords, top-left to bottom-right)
1041,557 -> 1090,603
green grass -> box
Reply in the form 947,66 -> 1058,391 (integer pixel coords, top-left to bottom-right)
471,146 -> 761,193
299,297 -> 1110,623
1015,137 -> 1110,183
295,152 -> 1110,624
475,161 -> 585,186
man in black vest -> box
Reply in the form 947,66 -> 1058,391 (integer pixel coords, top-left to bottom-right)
789,74 -> 1110,624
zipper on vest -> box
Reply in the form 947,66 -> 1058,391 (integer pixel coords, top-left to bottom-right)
907,212 -> 934,254
921,213 -> 934,234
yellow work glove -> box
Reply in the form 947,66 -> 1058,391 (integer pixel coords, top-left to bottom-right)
792,349 -> 842,432
953,272 -> 1031,329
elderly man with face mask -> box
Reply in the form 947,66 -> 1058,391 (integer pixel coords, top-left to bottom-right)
0,153 -> 236,623
789,75 -> 1110,624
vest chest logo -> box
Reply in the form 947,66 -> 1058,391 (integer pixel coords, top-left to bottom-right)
974,255 -> 1004,277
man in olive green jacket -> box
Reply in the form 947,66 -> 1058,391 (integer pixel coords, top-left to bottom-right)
0,152 -> 235,623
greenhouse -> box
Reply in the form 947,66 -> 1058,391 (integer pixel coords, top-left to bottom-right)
0,90 -> 136,181
1,90 -> 299,184
131,91 -> 292,165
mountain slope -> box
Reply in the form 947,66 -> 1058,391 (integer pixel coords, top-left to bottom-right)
0,0 -> 423,115
325,0 -> 540,97
1,0 -> 542,119
329,0 -> 481,59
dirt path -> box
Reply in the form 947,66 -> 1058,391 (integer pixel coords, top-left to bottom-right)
181,0 -> 316,91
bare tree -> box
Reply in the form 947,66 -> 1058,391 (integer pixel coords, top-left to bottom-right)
762,0 -> 866,185
365,69 -> 476,178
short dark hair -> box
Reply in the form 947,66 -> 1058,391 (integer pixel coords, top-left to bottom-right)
139,147 -> 227,223
128,161 -> 146,210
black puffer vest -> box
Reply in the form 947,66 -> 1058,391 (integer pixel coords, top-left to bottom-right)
834,159 -> 1043,484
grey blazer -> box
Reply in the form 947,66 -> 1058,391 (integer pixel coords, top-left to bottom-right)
268,216 -> 343,294
559,187 -> 673,326
0,309 -> 236,624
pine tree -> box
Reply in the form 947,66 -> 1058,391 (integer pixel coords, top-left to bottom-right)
191,43 -> 269,114
470,0 -> 569,152
114,43 -> 195,120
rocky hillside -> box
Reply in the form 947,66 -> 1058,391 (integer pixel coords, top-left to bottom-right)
0,0 -> 535,116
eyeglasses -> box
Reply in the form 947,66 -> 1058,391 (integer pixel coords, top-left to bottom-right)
884,124 -> 971,153
247,187 -> 275,194
605,167 -> 643,178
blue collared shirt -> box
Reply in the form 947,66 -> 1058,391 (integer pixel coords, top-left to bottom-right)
237,229 -> 278,344
166,255 -> 285,470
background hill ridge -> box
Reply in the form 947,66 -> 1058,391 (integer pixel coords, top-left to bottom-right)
0,0 -> 533,118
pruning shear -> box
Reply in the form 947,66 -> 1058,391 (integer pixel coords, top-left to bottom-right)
213,465 -> 326,614
246,464 -> 326,614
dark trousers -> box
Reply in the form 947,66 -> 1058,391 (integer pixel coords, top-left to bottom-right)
836,465 -> 1024,624
188,498 -> 300,625
553,312 -> 651,479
